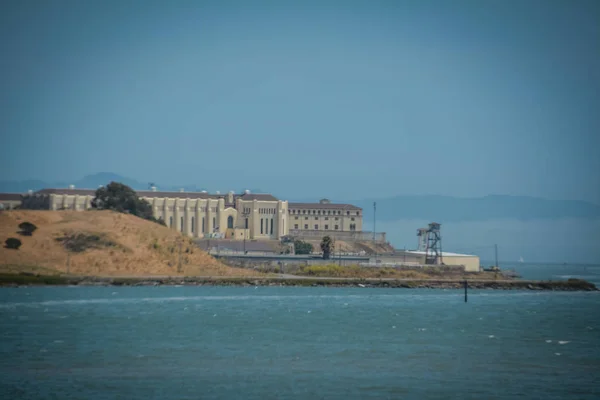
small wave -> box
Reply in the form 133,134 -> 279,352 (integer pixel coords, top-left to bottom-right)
546,340 -> 552,343
488,335 -> 495,339
0,294 -> 419,308
558,341 -> 570,345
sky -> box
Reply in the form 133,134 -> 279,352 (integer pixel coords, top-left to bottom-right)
1,0 -> 599,203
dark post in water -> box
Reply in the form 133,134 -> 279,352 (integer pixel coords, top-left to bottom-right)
464,280 -> 468,303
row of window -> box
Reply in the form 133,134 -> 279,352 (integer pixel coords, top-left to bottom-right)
294,224 -> 340,230
289,209 -> 360,216
259,208 -> 277,214
160,206 -> 218,212
294,216 -> 355,221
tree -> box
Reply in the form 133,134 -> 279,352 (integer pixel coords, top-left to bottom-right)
18,221 -> 37,236
92,182 -> 163,225
294,240 -> 313,255
320,236 -> 334,260
5,238 -> 22,250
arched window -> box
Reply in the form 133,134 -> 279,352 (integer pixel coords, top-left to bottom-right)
245,218 -> 248,229
270,218 -> 274,234
260,219 -> 264,234
181,217 -> 184,232
191,217 -> 195,233
227,216 -> 233,229
169,216 -> 173,228
202,217 -> 205,233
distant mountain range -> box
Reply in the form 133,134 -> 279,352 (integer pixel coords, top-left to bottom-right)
1,173 -> 598,222
0,173 -> 264,195
354,195 -> 600,223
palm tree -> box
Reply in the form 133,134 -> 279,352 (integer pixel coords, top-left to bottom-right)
320,236 -> 333,260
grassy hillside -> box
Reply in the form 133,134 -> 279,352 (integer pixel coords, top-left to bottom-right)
0,210 -> 259,277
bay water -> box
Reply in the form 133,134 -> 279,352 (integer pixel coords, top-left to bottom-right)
1,264 -> 599,399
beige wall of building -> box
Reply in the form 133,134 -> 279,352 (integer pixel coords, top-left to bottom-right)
288,199 -> 363,234
0,194 -> 23,210
404,251 -> 481,272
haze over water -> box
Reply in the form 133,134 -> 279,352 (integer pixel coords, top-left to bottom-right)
1,264 -> 599,399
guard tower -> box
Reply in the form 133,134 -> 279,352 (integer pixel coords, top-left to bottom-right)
416,228 -> 428,251
424,222 -> 443,265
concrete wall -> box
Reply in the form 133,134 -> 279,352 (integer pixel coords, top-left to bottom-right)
442,256 -> 480,272
288,229 -> 387,243
0,199 -> 22,210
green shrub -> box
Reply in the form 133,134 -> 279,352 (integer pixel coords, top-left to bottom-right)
56,232 -> 118,253
294,240 -> 313,255
18,222 -> 37,236
4,238 -> 22,250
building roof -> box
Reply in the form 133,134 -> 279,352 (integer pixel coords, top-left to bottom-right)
0,193 -> 23,201
32,188 -> 96,196
405,250 -> 479,258
288,202 -> 362,211
28,188 -> 279,204
238,193 -> 279,201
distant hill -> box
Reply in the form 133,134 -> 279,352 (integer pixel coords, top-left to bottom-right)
0,173 -> 264,194
355,195 -> 600,222
0,173 -> 144,192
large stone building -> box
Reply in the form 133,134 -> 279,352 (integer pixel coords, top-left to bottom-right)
18,188 -> 366,241
0,193 -> 22,210
288,199 -> 362,232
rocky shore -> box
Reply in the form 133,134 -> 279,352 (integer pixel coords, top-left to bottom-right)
0,273 -> 597,291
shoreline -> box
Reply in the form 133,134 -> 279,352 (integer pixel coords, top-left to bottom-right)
0,273 -> 597,291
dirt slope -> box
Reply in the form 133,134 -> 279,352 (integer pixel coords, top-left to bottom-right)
0,210 -> 258,277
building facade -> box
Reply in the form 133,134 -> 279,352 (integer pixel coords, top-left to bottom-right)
0,193 -> 22,210
20,188 -> 291,240
19,189 -> 365,242
287,199 -> 363,232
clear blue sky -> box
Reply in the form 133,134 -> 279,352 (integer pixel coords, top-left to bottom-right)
1,0 -> 599,203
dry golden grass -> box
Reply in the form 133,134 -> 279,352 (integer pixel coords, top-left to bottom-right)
298,265 -> 434,279
0,210 -> 260,277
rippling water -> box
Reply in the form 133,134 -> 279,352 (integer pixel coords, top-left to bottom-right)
1,264 -> 599,399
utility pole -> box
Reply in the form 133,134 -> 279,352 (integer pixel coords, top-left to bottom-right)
177,239 -> 182,273
494,244 -> 499,268
464,280 -> 468,303
373,202 -> 376,241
